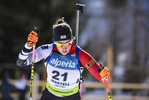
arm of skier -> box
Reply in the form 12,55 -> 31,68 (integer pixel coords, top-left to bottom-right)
16,30 -> 52,67
79,49 -> 110,83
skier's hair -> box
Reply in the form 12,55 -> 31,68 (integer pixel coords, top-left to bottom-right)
53,17 -> 70,29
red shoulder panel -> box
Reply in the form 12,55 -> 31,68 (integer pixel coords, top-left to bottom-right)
78,49 -> 92,67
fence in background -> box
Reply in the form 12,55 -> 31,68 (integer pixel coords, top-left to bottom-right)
0,62 -> 149,100
1,79 -> 149,100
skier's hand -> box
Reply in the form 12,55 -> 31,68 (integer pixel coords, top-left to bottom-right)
99,67 -> 110,79
27,31 -> 38,47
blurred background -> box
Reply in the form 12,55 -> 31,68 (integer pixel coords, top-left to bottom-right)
0,0 -> 149,100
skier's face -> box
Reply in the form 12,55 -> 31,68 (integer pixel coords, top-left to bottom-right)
55,39 -> 72,55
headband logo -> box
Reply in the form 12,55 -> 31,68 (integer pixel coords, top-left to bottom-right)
60,35 -> 66,39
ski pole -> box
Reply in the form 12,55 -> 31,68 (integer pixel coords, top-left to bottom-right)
98,66 -> 112,100
104,80 -> 112,100
75,3 -> 85,45
29,27 -> 38,100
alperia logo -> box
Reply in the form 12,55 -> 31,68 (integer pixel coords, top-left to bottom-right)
50,58 -> 75,68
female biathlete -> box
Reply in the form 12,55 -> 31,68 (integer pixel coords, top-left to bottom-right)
16,18 -> 110,100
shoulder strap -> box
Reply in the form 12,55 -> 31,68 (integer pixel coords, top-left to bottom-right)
75,45 -> 85,85
75,45 -> 81,70
46,44 -> 55,66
